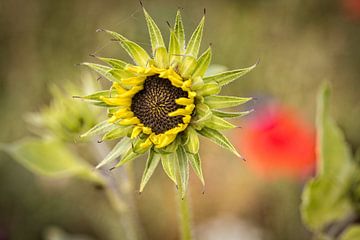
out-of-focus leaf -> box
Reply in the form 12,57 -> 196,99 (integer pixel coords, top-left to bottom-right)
340,225 -> 360,240
139,150 -> 161,193
45,226 -> 95,240
1,138 -> 103,184
301,83 -> 356,231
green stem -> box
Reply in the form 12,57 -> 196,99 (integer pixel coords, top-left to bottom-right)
176,189 -> 193,240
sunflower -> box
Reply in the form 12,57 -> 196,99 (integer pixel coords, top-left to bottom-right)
78,6 -> 255,196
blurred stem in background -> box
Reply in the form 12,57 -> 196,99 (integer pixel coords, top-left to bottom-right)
91,140 -> 144,240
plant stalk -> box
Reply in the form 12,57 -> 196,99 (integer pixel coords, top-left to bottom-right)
176,188 -> 193,240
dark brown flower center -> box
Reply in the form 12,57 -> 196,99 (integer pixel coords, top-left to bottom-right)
131,75 -> 188,134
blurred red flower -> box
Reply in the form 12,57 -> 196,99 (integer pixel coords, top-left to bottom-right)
236,103 -> 316,180
342,0 -> 360,20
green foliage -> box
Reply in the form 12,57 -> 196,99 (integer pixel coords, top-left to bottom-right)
340,226 -> 360,240
1,138 -> 103,184
301,83 -> 360,239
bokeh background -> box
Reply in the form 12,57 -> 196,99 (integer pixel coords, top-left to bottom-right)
1,0 -> 360,239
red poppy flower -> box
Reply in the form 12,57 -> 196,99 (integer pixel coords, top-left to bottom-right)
342,0 -> 360,20
236,103 -> 316,180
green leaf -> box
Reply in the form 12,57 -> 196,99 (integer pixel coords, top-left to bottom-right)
103,30 -> 150,67
176,146 -> 190,198
1,138 -> 103,184
188,153 -> 204,186
96,137 -> 131,169
185,15 -> 205,58
192,47 -> 212,78
301,83 -> 355,231
340,225 -> 360,240
143,8 -> 165,54
198,127 -> 240,157
174,10 -> 185,53
139,150 -> 161,193
161,152 -> 177,184
80,119 -> 117,139
80,63 -> 121,83
183,127 -> 199,154
204,95 -> 252,109
203,63 -> 256,86
212,109 -> 254,118
203,115 -> 237,130
101,126 -> 131,141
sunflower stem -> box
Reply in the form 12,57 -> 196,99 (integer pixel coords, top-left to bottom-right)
176,187 -> 193,240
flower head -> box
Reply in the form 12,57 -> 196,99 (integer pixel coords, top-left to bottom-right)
78,7 -> 255,195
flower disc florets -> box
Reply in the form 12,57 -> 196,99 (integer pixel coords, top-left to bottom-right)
79,6 -> 256,195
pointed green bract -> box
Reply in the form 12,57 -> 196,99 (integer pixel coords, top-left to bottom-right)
139,150 -> 161,192
81,63 -> 121,83
169,30 -> 182,67
96,137 -> 131,169
176,146 -> 190,198
203,115 -> 237,130
185,15 -> 205,58
193,103 -> 212,124
96,56 -> 129,70
179,56 -> 197,78
104,30 -> 150,67
192,47 -> 212,78
188,153 -> 204,186
212,109 -> 254,119
203,63 -> 256,86
195,82 -> 220,96
80,119 -> 117,139
143,8 -> 165,54
161,152 -> 177,184
114,147 -> 142,168
183,127 -> 199,154
101,126 -> 131,141
205,95 -> 252,109
198,127 -> 240,157
77,89 -> 117,102
174,10 -> 185,53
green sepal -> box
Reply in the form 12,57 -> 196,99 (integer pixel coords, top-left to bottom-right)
139,149 -> 161,193
179,56 -> 197,79
185,15 -> 205,58
192,103 -> 212,125
80,119 -> 118,139
176,146 -> 190,198
154,46 -> 169,69
192,46 -> 212,78
188,153 -> 205,186
197,127 -> 241,157
161,152 -> 177,184
195,81 -> 220,96
203,63 -> 256,86
204,95 -> 252,109
96,137 -> 132,169
203,115 -> 237,130
191,76 -> 204,90
174,9 -> 185,53
95,56 -> 128,70
103,30 -> 150,67
80,63 -> 121,83
76,89 -> 117,102
183,127 -> 199,154
169,30 -> 181,67
212,109 -> 254,119
101,126 -> 132,141
143,8 -> 165,54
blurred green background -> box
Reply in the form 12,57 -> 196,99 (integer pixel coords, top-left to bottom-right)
1,0 -> 359,239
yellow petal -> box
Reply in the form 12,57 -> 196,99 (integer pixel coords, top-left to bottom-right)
155,134 -> 177,148
120,117 -> 140,125
125,65 -> 147,74
165,123 -> 187,135
182,115 -> 191,124
175,97 -> 194,106
113,83 -> 127,94
100,96 -> 131,106
140,137 -> 153,149
122,76 -> 146,86
188,91 -> 197,99
131,126 -> 143,138
168,107 -> 193,117
118,85 -> 143,98
142,127 -> 152,134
